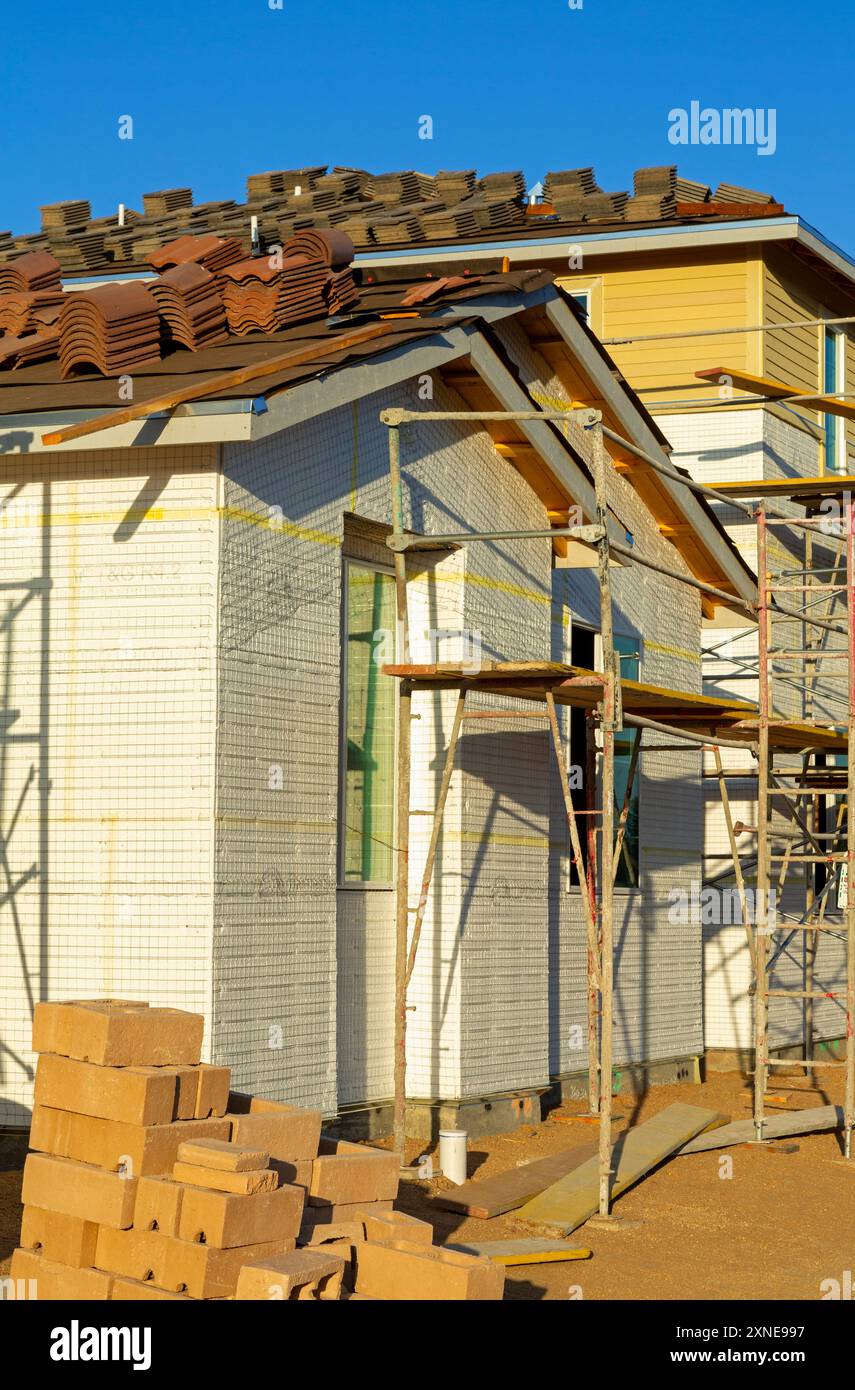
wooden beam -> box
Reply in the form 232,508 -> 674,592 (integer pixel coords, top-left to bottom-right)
696,368 -> 855,421
468,330 -> 605,533
708,473 -> 855,499
791,394 -> 855,423
41,321 -> 395,447
493,441 -> 537,455
694,366 -> 799,399
441,368 -> 480,384
543,299 -> 756,609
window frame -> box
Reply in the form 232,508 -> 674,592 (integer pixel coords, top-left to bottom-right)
561,636 -> 642,895
338,556 -> 398,891
823,325 -> 846,476
611,633 -> 642,891
570,289 -> 591,322
567,622 -> 596,891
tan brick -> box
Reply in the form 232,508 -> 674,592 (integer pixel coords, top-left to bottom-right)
177,1182 -> 303,1249
317,1135 -> 369,1155
32,1000 -> 149,1058
227,1093 -> 321,1161
171,1162 -> 277,1195
111,1277 -> 194,1301
315,1238 -> 358,1292
307,1200 -> 393,1224
94,1226 -> 296,1300
32,1001 -> 203,1067
299,1215 -> 366,1246
193,1065 -> 230,1118
356,1208 -> 433,1246
133,1176 -> 185,1236
35,1054 -> 180,1126
9,1248 -> 114,1300
308,1152 -> 400,1207
171,1067 -> 200,1120
355,1240 -> 505,1301
271,1157 -> 312,1188
19,1206 -> 99,1268
29,1105 -> 230,1175
235,1248 -> 345,1301
176,1137 -> 269,1172
22,1153 -> 138,1229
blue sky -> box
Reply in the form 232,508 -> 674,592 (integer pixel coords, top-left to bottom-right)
2,0 -> 853,253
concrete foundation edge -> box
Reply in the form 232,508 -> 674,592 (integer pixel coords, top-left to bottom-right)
328,1053 -> 703,1142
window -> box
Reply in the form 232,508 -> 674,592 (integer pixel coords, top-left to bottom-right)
613,634 -> 641,888
570,290 -> 590,321
569,626 -> 595,887
823,327 -> 846,475
340,561 -> 397,885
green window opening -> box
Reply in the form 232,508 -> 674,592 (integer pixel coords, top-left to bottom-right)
823,327 -> 845,475
341,562 -> 397,885
613,634 -> 641,888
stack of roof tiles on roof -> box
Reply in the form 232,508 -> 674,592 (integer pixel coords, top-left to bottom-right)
220,255 -> 328,335
0,251 -> 63,294
142,188 -> 194,217
220,229 -> 358,334
148,233 -> 244,280
0,165 -> 782,278
626,165 -> 678,220
0,231 -> 356,372
58,282 -> 162,378
147,264 -> 229,351
40,200 -> 92,235
0,290 -> 65,337
0,267 -> 553,411
0,328 -> 61,370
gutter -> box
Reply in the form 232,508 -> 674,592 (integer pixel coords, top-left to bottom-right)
354,215 -> 855,297
0,397 -> 260,453
353,217 -> 804,269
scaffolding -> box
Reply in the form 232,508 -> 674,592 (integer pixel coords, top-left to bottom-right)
380,403 -> 855,1212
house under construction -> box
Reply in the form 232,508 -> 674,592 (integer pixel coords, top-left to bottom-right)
0,255 -> 753,1134
0,187 -> 851,1201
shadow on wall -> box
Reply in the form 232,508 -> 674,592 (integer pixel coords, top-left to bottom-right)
0,479 -> 51,1125
424,727 -> 551,1100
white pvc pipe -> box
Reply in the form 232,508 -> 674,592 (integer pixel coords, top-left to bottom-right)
439,1129 -> 468,1185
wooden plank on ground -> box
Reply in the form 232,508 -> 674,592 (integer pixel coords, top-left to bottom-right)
434,1120 -> 626,1219
516,1104 -> 726,1235
445,1239 -> 591,1266
740,1090 -> 793,1109
678,1104 -> 844,1155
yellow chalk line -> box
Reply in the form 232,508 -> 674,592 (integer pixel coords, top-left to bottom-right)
644,639 -> 701,665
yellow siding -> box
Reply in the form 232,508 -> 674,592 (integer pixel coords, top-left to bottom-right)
762,260 -> 820,395
561,244 -> 855,464
762,246 -> 855,461
559,250 -> 760,410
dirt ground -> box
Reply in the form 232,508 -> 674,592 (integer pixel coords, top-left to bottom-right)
2,1066 -> 853,1301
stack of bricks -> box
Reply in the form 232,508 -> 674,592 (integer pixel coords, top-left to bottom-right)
9,999 -> 504,1301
